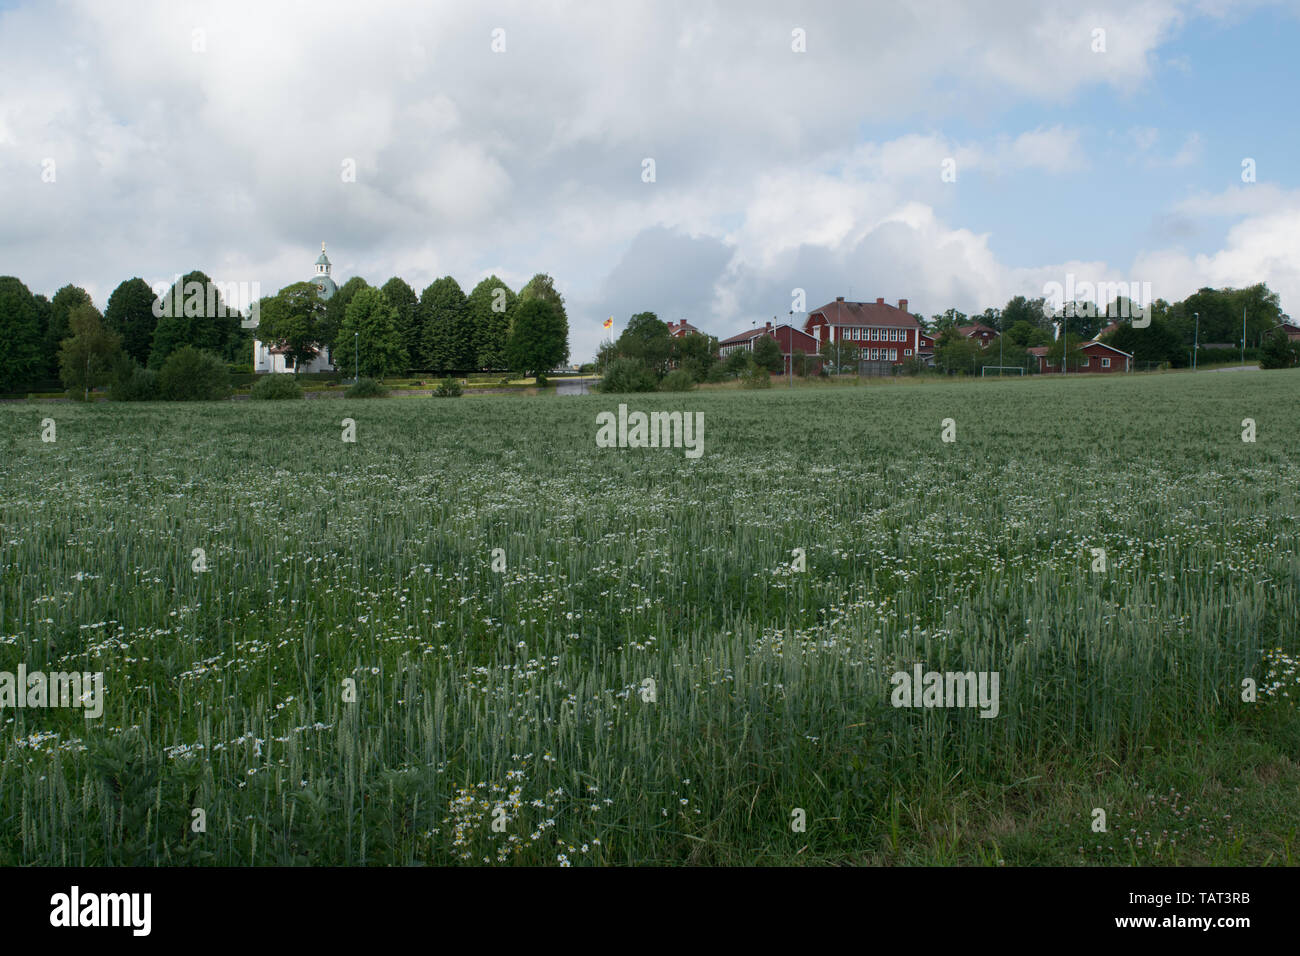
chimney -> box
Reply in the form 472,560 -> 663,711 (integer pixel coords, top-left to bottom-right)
836,296 -> 844,302
898,298 -> 908,312
765,321 -> 772,333
876,297 -> 885,305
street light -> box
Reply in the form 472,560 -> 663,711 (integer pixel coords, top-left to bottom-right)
354,331 -> 359,383
1192,312 -> 1199,371
788,309 -> 794,387
1241,305 -> 1247,367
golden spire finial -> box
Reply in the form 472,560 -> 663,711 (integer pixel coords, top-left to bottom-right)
322,241 -> 326,252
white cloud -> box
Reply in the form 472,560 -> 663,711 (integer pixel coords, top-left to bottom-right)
0,0 -> 1289,361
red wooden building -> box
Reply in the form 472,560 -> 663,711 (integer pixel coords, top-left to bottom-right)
1030,340 -> 1133,373
803,297 -> 933,365
955,323 -> 999,347
718,321 -> 821,374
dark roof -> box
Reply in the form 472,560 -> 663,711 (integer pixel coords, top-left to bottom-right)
807,299 -> 922,330
718,329 -> 765,347
955,323 -> 997,337
720,323 -> 818,348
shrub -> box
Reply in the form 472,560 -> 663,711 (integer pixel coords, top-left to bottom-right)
740,360 -> 772,389
157,347 -> 230,401
659,369 -> 696,392
433,377 -> 463,398
704,363 -> 732,384
1259,330 -> 1299,369
227,363 -> 254,375
250,374 -> 304,400
599,358 -> 658,393
110,363 -> 159,402
346,377 -> 388,398
898,356 -> 928,377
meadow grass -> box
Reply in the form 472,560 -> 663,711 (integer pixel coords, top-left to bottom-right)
1,370 -> 1297,865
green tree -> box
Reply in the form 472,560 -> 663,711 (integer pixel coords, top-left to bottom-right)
1002,295 -> 1052,336
517,274 -> 568,368
1107,316 -> 1183,367
615,312 -> 672,376
47,285 -> 93,378
928,308 -> 967,335
381,277 -> 420,368
466,276 -> 517,371
59,303 -> 123,400
818,337 -> 859,372
149,272 -> 241,368
323,277 -> 370,357
671,332 -> 720,381
507,298 -> 568,378
934,329 -> 980,374
337,287 -> 406,380
0,276 -> 45,393
1045,334 -> 1087,371
752,334 -> 783,374
1005,319 -> 1050,348
722,348 -> 750,376
104,278 -> 158,366
255,282 -> 329,373
420,277 -> 469,372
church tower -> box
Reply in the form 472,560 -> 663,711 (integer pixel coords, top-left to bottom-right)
253,242 -> 340,373
311,241 -> 338,300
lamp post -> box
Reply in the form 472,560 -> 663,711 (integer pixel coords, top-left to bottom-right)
1192,312 -> 1199,371
354,331 -> 359,383
1241,305 -> 1247,367
1061,304 -> 1067,376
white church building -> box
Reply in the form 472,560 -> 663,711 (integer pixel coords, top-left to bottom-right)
253,243 -> 338,374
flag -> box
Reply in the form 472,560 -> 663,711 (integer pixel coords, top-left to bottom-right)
603,317 -> 613,329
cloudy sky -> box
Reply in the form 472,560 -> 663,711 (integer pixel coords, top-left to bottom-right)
1,0 -> 1298,360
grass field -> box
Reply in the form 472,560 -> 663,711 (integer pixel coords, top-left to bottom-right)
1,371 -> 1298,865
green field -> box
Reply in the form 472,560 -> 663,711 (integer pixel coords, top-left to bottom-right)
1,371 -> 1298,865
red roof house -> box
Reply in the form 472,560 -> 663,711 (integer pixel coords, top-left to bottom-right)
803,297 -> 931,365
719,321 -> 821,375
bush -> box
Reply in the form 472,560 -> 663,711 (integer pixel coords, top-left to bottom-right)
704,363 -> 732,384
659,369 -> 696,392
157,347 -> 230,401
739,359 -> 772,389
110,363 -> 159,402
599,358 -> 658,393
250,374 -> 304,400
898,356 -> 928,377
433,377 -> 463,398
346,377 -> 388,398
1259,330 -> 1299,369
227,363 -> 254,375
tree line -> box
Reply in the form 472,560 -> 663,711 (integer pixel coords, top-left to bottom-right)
0,270 -> 570,397
924,283 -> 1290,374
257,272 -> 568,381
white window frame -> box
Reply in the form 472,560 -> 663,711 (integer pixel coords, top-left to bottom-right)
1101,357 -> 1110,368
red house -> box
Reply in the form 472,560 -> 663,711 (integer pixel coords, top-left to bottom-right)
666,319 -> 701,338
718,321 -> 821,374
1031,340 -> 1133,373
955,323 -> 999,347
804,297 -> 932,366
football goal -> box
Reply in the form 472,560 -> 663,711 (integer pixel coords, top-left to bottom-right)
981,366 -> 1025,377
